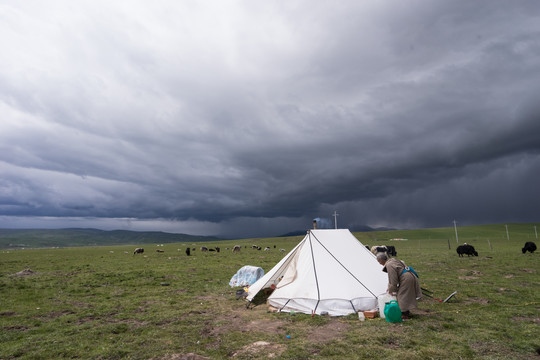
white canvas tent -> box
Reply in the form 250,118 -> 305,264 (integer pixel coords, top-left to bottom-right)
246,229 -> 388,316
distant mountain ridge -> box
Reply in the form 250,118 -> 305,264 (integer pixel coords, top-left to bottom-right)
278,225 -> 396,237
0,228 -> 222,249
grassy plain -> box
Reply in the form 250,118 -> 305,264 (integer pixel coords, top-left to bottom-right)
1,223 -> 539,359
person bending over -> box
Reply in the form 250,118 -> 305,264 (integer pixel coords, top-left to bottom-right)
377,253 -> 422,319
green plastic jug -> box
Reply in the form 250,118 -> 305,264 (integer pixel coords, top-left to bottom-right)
384,300 -> 402,323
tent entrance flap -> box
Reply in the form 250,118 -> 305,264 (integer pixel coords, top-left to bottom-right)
246,241 -> 305,301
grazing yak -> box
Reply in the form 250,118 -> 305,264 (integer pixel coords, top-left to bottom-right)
133,248 -> 144,255
200,246 -> 208,252
370,245 -> 397,257
522,241 -> 537,254
370,246 -> 381,254
386,245 -> 397,256
232,245 -> 241,253
456,243 -> 478,257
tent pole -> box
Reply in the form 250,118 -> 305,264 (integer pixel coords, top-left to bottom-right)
279,299 -> 291,312
349,300 -> 357,313
308,231 -> 322,303
312,300 -> 320,317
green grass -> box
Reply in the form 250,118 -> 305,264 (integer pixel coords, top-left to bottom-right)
1,224 -> 539,359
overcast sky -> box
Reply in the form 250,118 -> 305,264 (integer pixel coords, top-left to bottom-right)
1,1 -> 539,238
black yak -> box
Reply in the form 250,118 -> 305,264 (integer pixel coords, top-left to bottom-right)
522,241 -> 537,254
386,245 -> 397,256
456,244 -> 478,257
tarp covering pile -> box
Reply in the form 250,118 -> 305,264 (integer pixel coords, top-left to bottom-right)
229,265 -> 265,287
246,229 -> 388,316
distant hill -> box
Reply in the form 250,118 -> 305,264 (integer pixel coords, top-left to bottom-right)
278,223 -> 539,243
0,228 -> 222,249
3,223 -> 537,249
277,230 -> 308,237
278,224 -> 396,237
351,222 -> 540,244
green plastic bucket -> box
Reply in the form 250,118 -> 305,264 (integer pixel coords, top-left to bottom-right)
384,300 -> 402,323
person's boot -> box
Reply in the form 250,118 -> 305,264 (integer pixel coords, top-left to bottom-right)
401,310 -> 410,320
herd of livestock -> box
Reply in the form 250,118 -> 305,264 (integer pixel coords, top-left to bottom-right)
132,241 -> 537,257
453,241 -> 537,257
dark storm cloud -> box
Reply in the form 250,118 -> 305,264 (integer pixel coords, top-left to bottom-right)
1,1 -> 539,238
